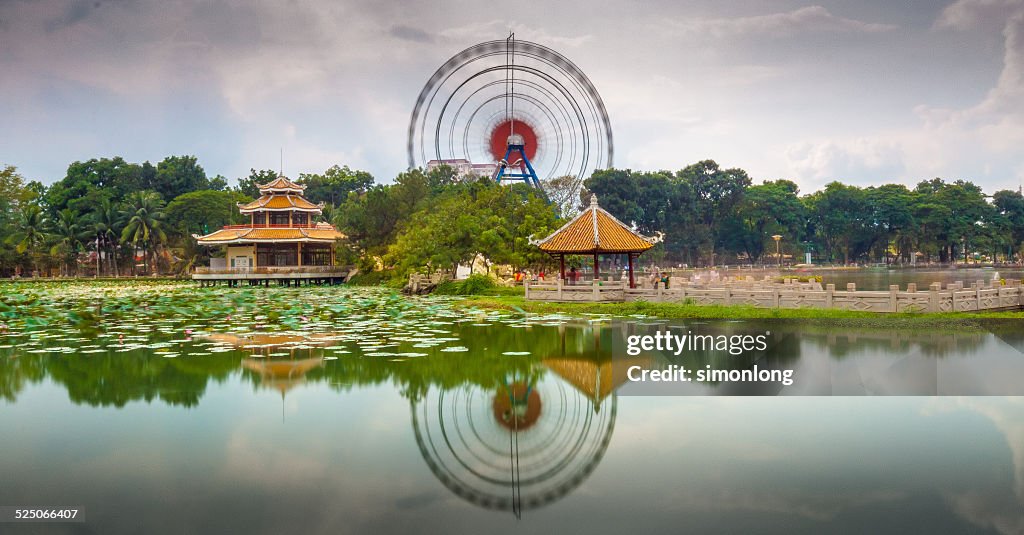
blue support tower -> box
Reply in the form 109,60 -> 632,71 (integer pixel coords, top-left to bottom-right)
494,134 -> 541,189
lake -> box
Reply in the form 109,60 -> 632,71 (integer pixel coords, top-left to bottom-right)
1,283 -> 1022,534
817,267 -> 1024,291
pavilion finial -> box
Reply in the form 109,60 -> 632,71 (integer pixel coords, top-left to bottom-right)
590,193 -> 598,207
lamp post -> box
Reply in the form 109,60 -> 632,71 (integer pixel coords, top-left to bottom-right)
772,234 -> 783,268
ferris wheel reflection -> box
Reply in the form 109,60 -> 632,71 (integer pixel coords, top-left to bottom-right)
410,325 -> 640,518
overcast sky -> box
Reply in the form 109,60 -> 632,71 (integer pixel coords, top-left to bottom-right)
2,0 -> 1024,194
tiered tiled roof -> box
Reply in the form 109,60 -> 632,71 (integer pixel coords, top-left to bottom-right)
531,194 -> 661,253
257,175 -> 306,193
195,225 -> 344,244
238,194 -> 322,212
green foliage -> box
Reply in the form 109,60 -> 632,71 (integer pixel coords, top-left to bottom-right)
433,274 -> 499,295
235,168 -> 277,198
385,180 -> 558,276
346,269 -> 402,287
298,164 -> 374,206
121,191 -> 168,275
153,155 -> 212,201
165,190 -> 252,236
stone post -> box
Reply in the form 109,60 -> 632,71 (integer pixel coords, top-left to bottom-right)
556,276 -> 563,300
889,285 -> 898,312
826,284 -> 834,308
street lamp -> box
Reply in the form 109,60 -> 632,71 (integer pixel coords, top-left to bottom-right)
772,235 -> 783,268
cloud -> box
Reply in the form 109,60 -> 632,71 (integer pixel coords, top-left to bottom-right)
935,0 -> 1023,31
670,6 -> 897,39
785,139 -> 906,185
941,398 -> 1024,535
389,24 -> 435,44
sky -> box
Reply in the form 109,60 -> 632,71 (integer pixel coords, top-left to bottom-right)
2,0 -> 1024,195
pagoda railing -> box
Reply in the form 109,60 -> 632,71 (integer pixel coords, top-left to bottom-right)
219,223 -> 318,230
194,265 -> 347,275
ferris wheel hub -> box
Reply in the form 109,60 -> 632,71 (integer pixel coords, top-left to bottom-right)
507,133 -> 525,146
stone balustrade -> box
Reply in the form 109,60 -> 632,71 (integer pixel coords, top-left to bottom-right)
525,278 -> 1024,313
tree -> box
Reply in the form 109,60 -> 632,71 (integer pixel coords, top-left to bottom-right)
803,182 -> 870,264
165,190 -> 252,237
121,191 -> 168,275
297,165 -> 374,206
45,157 -> 144,218
722,180 -> 805,263
6,204 -> 51,275
540,175 -> 584,218
153,155 -> 210,201
993,190 -> 1024,260
0,165 -> 34,275
89,198 -> 123,277
235,168 -> 278,198
50,209 -> 87,276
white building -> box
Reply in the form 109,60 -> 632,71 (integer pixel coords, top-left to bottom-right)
426,159 -> 498,180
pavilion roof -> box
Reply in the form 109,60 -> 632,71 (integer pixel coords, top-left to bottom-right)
195,225 -> 344,245
542,355 -> 654,407
238,194 -> 322,213
531,194 -> 662,254
257,175 -> 306,193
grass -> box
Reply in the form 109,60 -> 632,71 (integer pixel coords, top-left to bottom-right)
458,292 -> 1024,329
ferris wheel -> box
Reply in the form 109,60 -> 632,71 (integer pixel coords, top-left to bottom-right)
407,35 -> 614,189
410,373 -> 617,516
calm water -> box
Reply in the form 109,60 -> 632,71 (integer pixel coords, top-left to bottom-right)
1,285 -> 1023,534
817,267 -> 1024,291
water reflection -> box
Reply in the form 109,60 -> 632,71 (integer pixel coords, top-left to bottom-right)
412,329 -> 627,517
3,321 -> 1024,533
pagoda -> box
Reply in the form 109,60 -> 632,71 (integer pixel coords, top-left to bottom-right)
191,175 -> 348,285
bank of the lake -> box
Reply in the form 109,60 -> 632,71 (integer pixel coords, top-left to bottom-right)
459,292 -> 1024,329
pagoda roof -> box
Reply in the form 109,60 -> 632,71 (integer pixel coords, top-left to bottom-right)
195,224 -> 344,245
257,175 -> 306,193
531,194 -> 662,254
238,194 -> 322,213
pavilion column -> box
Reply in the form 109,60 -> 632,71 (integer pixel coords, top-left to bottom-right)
628,253 -> 635,289
297,242 -> 303,267
593,252 -> 599,282
289,211 -> 293,227
559,254 -> 566,283
330,246 -> 336,267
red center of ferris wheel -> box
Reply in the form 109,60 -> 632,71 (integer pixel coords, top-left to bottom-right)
489,119 -> 538,164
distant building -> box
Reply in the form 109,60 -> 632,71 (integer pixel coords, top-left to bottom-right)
191,175 -> 349,284
427,159 -> 498,180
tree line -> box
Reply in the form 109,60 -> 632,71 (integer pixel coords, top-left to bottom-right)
0,157 -> 371,277
5,154 -> 1023,278
583,161 -> 1024,266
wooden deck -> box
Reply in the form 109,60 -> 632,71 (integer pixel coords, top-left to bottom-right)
525,279 -> 1024,313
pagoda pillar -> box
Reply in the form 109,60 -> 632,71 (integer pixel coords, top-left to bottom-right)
297,242 -> 303,267
559,254 -> 566,283
593,253 -> 599,282
628,253 -> 635,289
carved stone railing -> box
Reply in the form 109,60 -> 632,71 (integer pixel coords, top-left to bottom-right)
526,278 -> 1024,312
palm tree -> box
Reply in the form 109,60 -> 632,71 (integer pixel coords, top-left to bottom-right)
50,209 -> 86,277
121,191 -> 167,275
6,204 -> 51,276
91,199 -> 122,277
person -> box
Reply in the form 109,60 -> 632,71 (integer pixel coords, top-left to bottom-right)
569,267 -> 578,285
514,270 -> 522,284
648,271 -> 658,289
538,269 -> 545,282
661,272 -> 670,289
